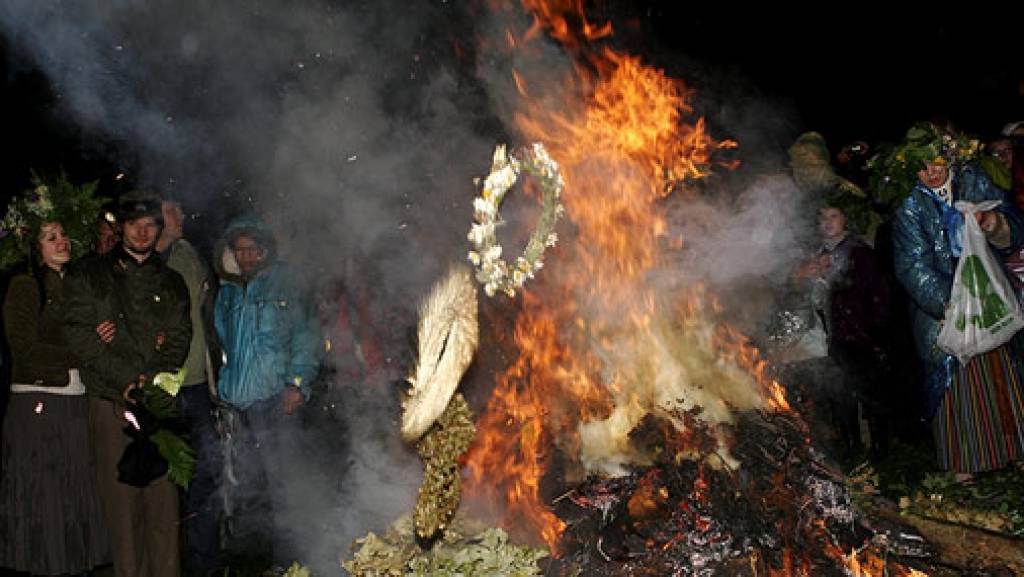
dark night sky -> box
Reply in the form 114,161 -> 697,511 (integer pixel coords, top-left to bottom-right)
2,3 -> 1021,205
633,4 -> 1021,145
1,34 -> 129,204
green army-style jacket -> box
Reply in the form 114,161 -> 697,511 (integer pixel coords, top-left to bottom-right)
63,246 -> 191,401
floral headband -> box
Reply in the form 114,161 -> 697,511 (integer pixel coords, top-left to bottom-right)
0,174 -> 108,270
867,122 -> 981,211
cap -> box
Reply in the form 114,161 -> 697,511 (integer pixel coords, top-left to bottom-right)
117,191 -> 163,224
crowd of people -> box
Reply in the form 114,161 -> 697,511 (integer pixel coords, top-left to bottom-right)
775,120 -> 1024,481
1,118 -> 1023,576
0,188 -> 334,576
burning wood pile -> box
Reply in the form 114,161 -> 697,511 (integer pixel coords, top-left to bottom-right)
547,410 -> 928,576
345,375 -> 935,576
339,265 -> 935,575
346,2 -> 1017,575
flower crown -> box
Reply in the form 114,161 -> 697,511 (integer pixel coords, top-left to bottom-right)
867,122 -> 981,211
0,174 -> 108,270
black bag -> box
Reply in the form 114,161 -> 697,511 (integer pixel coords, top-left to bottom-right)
117,436 -> 168,487
116,402 -> 168,487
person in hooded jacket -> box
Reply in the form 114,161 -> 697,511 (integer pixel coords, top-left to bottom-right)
212,214 -> 320,566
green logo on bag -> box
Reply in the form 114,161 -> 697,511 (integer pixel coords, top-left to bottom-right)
955,255 -> 1010,330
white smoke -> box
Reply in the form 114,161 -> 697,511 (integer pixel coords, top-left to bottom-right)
2,0 -> 811,571
1,0 -> 496,573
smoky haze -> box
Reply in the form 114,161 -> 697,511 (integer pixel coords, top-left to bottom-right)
1,0 -> 500,572
2,0 -> 813,572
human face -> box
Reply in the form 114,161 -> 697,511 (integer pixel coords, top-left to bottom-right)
38,222 -> 70,271
917,162 -> 949,189
818,207 -> 847,241
990,139 -> 1013,170
122,216 -> 160,257
231,234 -> 265,276
96,220 -> 119,254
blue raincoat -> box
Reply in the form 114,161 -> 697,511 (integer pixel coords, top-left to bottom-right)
213,215 -> 321,409
892,163 -> 1024,419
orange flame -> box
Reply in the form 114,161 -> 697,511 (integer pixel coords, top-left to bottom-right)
464,0 -> 780,553
512,68 -> 530,97
466,292 -> 611,548
840,547 -> 931,577
520,0 -> 613,48
713,323 -> 791,413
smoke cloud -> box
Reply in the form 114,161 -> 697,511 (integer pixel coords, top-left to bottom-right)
1,0 -> 498,572
663,173 -> 817,336
2,0 -> 814,572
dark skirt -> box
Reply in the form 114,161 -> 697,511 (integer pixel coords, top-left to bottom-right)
0,392 -> 110,574
933,346 -> 1024,473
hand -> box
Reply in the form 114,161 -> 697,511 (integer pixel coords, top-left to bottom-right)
794,259 -> 823,280
96,320 -> 116,344
976,210 -> 998,233
122,374 -> 145,402
154,331 -> 166,350
281,386 -> 304,416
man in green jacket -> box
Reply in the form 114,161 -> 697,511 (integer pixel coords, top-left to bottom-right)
156,194 -> 221,574
64,192 -> 191,577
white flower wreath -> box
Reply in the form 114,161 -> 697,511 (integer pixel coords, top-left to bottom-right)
467,143 -> 565,298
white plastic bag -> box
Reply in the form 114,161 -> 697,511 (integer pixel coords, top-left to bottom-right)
937,200 -> 1024,363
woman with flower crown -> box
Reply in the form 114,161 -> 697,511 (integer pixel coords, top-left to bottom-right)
885,122 -> 1024,479
0,177 -> 110,574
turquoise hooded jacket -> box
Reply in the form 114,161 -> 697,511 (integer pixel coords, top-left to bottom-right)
213,215 -> 320,409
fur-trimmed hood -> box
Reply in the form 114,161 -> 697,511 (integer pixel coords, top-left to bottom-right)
212,214 -> 278,284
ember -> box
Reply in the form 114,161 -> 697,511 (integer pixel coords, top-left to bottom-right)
459,2 -> 936,576
547,412 -> 873,576
466,0 -> 783,555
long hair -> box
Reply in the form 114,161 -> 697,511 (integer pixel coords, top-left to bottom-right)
28,243 -> 49,313
24,224 -> 64,313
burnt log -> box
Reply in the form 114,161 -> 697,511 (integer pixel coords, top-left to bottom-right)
869,504 -> 1024,575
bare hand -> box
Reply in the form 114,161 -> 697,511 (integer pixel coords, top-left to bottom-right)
976,210 -> 998,233
96,320 -> 116,344
122,375 -> 145,402
281,386 -> 304,416
794,258 -> 824,280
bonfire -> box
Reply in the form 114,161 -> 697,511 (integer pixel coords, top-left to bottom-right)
343,2 -> 1016,576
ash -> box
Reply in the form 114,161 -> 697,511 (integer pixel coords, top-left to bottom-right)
545,410 -> 876,576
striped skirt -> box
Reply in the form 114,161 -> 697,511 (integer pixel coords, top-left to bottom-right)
933,345 -> 1024,473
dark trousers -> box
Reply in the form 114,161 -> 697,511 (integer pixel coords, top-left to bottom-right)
832,343 -> 884,458
237,395 -> 303,567
176,385 -> 222,573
